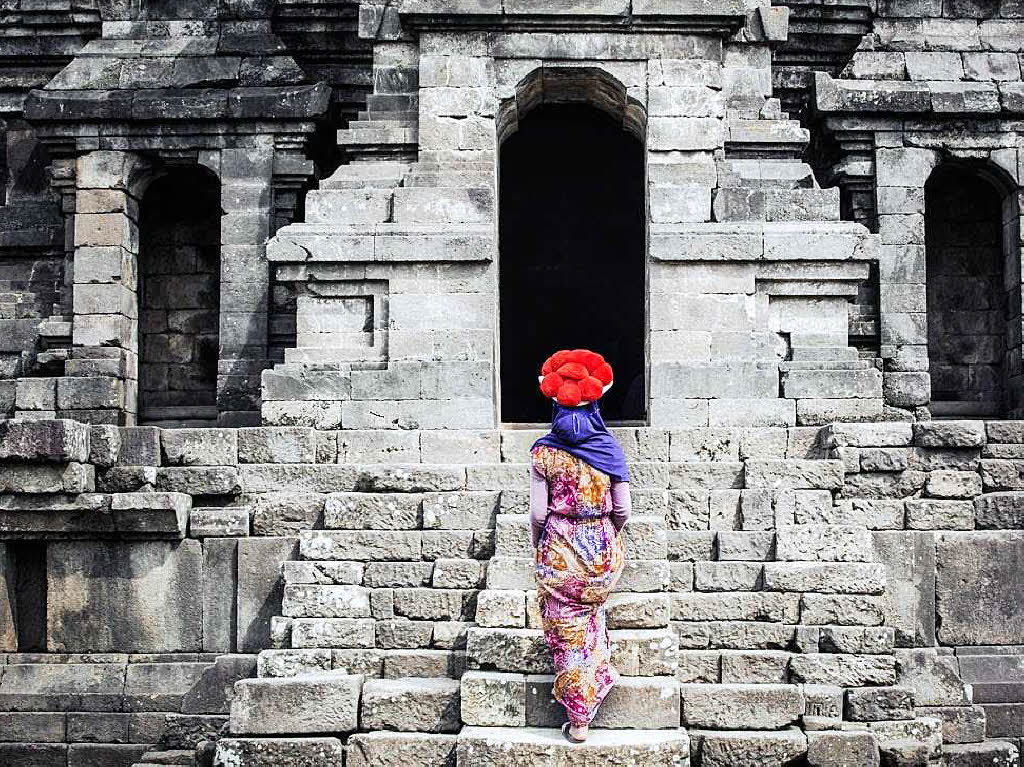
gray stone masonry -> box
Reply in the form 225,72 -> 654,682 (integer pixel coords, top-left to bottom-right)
2,419 -> 1024,765
2,0 -> 1024,763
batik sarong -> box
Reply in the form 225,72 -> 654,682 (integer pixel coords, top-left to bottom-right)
533,445 -> 624,728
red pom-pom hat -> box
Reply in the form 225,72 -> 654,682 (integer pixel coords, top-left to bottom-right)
537,349 -> 613,406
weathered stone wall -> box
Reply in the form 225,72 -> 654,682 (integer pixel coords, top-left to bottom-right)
5,418 -> 1024,762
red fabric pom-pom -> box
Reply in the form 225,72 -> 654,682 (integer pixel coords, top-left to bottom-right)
540,373 -> 562,398
538,348 -> 613,405
548,350 -> 571,371
580,376 -> 604,401
556,381 -> 582,407
557,362 -> 588,381
582,351 -> 604,372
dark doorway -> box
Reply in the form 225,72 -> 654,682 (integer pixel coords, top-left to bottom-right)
925,164 -> 1008,417
499,103 -> 646,423
138,167 -> 221,423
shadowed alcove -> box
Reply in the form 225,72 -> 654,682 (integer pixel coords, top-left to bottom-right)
498,69 -> 647,424
925,162 -> 1018,418
138,166 -> 222,424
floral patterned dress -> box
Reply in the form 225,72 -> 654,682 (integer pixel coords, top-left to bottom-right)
532,444 -> 625,728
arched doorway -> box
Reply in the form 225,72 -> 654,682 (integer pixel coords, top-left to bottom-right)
925,163 -> 1014,417
137,166 -> 221,424
498,70 -> 647,424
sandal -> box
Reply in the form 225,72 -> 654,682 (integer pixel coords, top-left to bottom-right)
561,722 -> 587,744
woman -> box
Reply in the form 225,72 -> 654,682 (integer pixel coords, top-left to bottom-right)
530,349 -> 632,744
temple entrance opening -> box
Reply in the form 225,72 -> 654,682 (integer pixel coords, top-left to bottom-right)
499,102 -> 646,424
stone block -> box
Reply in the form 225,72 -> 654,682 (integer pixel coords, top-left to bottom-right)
230,673 -> 362,735
914,421 -> 986,448
237,427 -> 317,464
123,661 -> 211,712
291,618 -> 376,649
460,672 -> 526,727
360,678 -> 461,733
895,649 -> 969,706
214,737 -> 344,766
806,731 -> 879,767
905,499 -> 975,530
681,683 -> 803,729
0,462 -> 94,494
47,540 -> 202,653
975,492 -> 1024,528
925,471 -> 982,500
763,562 -> 886,594
257,649 -> 332,679
0,663 -> 126,711
301,530 -> 421,561
282,585 -> 371,619
157,466 -> 241,495
66,711 -> 127,744
346,732 -> 457,767
251,492 -> 324,536
801,594 -> 885,626
324,493 -> 421,530
915,704 -> 986,744
109,491 -> 190,536
456,727 -> 690,766
0,419 -> 90,463
237,537 -> 299,653
789,655 -> 896,686
189,507 -> 250,537
696,729 -> 807,767
776,525 -> 872,562
845,686 -> 915,722
872,532 -> 936,647
67,743 -> 149,766
161,429 -> 238,466
745,460 -> 844,490
936,531 -> 1024,645
0,712 -> 67,742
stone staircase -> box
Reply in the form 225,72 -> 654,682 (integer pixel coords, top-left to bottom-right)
180,431 -> 1017,765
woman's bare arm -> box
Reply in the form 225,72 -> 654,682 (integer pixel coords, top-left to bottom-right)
530,464 -> 549,548
610,480 -> 631,533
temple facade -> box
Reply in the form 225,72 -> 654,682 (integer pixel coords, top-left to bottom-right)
1,0 -> 1024,764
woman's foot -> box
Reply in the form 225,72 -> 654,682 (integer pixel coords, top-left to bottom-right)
562,722 -> 588,743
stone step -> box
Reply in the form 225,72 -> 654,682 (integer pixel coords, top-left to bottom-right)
494,513 -> 667,559
360,677 -> 462,734
229,672 -> 362,736
466,627 -> 678,676
790,346 -> 861,362
338,126 -> 417,146
365,94 -> 417,111
461,672 -> 680,729
485,556 -> 670,592
214,737 -> 344,765
391,186 -> 494,224
405,170 -> 495,188
131,750 -> 196,766
455,726 -> 691,766
476,589 -> 671,630
690,729 -> 808,765
681,683 -> 804,730
304,188 -> 393,225
941,740 -> 1020,766
713,187 -> 841,223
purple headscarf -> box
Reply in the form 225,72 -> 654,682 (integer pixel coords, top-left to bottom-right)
532,402 -> 629,483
